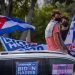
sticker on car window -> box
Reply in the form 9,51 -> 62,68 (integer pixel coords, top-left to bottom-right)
52,64 -> 74,75
16,61 -> 38,75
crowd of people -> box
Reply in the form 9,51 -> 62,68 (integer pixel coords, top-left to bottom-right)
45,10 -> 69,53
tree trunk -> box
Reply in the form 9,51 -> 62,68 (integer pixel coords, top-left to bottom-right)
0,0 -> 6,15
20,0 -> 37,42
0,0 -> 13,17
5,0 -> 13,16
3,0 -> 13,37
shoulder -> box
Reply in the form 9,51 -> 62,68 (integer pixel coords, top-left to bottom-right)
54,24 -> 59,29
53,24 -> 60,33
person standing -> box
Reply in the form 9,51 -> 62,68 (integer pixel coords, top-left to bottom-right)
60,16 -> 69,41
45,10 -> 67,53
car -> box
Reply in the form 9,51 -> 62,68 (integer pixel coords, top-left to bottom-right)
0,51 -> 75,75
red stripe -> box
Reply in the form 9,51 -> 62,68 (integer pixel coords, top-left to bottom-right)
0,17 -> 7,29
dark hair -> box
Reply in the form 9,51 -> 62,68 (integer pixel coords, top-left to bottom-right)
61,16 -> 69,21
52,10 -> 61,17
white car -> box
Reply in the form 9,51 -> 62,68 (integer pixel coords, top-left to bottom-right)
0,51 -> 75,75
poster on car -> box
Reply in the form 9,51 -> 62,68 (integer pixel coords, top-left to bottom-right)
0,36 -> 48,51
16,62 -> 38,75
52,64 -> 74,75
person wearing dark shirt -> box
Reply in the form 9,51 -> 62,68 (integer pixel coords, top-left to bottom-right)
60,16 -> 69,41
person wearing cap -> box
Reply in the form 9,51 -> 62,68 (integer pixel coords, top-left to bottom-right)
45,10 -> 67,53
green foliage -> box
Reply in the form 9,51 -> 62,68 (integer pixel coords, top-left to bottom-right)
55,2 -> 70,17
0,0 -> 74,51
32,5 -> 55,43
11,0 -> 37,40
51,0 -> 74,5
32,4 -> 70,43
9,0 -> 32,40
66,2 -> 75,16
10,0 -> 71,44
10,31 -> 22,39
12,0 -> 30,20
0,42 -> 4,51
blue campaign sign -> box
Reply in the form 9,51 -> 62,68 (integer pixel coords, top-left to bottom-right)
0,36 -> 48,51
16,62 -> 38,75
0,36 -> 28,51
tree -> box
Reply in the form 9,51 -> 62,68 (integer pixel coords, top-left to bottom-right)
20,0 -> 37,42
66,2 -> 75,17
0,0 -> 6,15
12,0 -> 29,19
5,0 -> 13,16
32,4 -> 70,43
51,0 -> 74,5
0,0 -> 13,16
0,0 -> 13,37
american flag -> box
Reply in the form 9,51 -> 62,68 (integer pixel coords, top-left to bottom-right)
52,64 -> 74,75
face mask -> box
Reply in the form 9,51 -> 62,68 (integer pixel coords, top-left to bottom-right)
55,18 -> 61,22
62,22 -> 68,27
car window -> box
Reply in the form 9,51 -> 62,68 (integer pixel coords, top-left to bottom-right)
0,58 -> 75,75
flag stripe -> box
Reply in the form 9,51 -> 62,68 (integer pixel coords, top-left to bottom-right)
0,15 -> 35,34
0,17 -> 7,28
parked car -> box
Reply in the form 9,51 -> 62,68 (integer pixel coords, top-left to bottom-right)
0,51 -> 75,75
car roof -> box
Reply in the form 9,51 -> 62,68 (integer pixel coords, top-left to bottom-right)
0,51 -> 75,62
